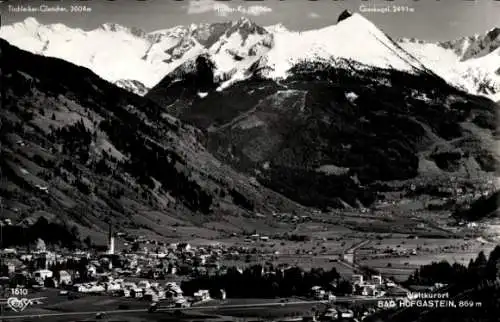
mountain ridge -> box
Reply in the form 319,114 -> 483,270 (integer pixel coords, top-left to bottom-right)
398,27 -> 500,99
0,13 -> 467,97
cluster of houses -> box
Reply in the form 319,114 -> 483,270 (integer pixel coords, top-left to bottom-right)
244,233 -> 271,243
0,238 -> 235,306
5,239 -> 242,277
0,237 -> 404,322
318,307 -> 355,321
310,285 -> 336,301
308,274 -> 388,302
271,212 -> 313,224
377,247 -> 418,258
0,218 -> 13,226
69,277 -> 220,307
70,278 -> 206,306
350,274 -> 387,297
296,301 -> 379,321
304,274 -> 393,321
2,247 -> 221,306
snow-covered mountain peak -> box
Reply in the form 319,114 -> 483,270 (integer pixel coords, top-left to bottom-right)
335,12 -> 380,35
254,11 -> 426,79
5,17 -> 42,36
21,17 -> 40,29
231,17 -> 264,32
224,16 -> 268,41
337,9 -> 353,23
0,14 -> 443,96
147,26 -> 189,44
399,26 -> 500,100
460,27 -> 500,60
438,27 -> 500,61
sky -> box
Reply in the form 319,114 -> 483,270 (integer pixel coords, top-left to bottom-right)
1,0 -> 499,41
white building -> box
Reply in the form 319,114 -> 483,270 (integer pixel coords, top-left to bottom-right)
175,298 -> 190,308
193,289 -> 210,302
73,284 -> 89,293
137,280 -> 151,290
131,288 -> 144,298
58,270 -> 72,285
371,275 -> 382,285
88,284 -> 106,293
323,292 -> 336,302
86,265 -> 97,277
106,282 -> 122,292
386,281 -> 396,287
340,309 -> 354,319
5,262 -> 15,274
351,274 -> 363,285
360,285 -> 376,296
165,282 -> 182,292
323,308 -> 338,320
311,286 -> 325,299
33,269 -> 53,283
107,223 -> 115,255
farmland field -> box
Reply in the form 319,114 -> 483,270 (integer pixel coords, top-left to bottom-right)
355,237 -> 498,281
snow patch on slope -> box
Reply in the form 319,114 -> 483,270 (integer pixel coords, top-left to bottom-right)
114,79 -> 149,96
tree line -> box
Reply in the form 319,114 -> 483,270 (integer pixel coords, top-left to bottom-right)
367,247 -> 500,322
0,217 -> 81,249
180,265 -> 350,298
406,246 -> 500,288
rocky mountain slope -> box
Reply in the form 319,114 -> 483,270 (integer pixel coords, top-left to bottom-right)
399,28 -> 500,101
114,79 -> 150,96
0,38 -> 304,242
440,28 -> 500,61
146,14 -> 499,211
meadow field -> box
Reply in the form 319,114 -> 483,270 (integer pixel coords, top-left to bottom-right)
356,237 -> 497,281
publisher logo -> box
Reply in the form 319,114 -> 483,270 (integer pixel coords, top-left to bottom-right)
7,297 -> 32,312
